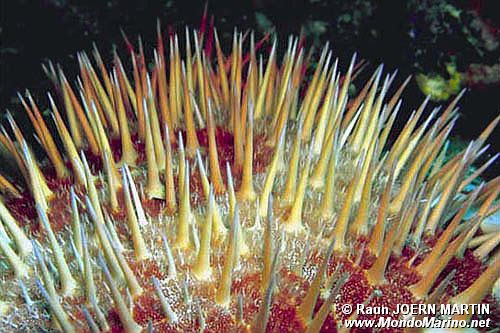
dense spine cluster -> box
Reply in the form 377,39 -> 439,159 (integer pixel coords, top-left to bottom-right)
0,18 -> 498,333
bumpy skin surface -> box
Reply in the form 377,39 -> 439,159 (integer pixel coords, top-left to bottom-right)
0,19 -> 499,333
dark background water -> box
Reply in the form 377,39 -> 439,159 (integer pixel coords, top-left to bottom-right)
1,0 -> 498,177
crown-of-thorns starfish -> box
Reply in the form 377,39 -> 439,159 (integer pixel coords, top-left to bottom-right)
0,16 -> 499,333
